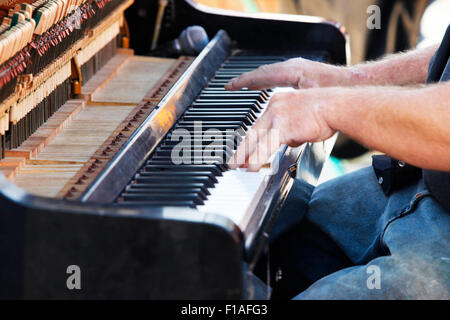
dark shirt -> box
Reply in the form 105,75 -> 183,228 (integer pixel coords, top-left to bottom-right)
372,24 -> 450,211
423,25 -> 450,211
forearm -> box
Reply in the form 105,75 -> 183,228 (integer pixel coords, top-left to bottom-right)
324,82 -> 450,171
346,45 -> 439,86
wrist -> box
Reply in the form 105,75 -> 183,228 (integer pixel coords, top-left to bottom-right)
314,88 -> 342,129
343,65 -> 370,86
319,87 -> 356,132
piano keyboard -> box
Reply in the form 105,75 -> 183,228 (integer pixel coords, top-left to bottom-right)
117,56 -> 286,227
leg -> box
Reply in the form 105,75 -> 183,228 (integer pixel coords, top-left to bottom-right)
295,189 -> 450,299
257,166 -> 389,299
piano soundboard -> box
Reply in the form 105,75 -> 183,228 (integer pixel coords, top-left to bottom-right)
0,0 -> 348,299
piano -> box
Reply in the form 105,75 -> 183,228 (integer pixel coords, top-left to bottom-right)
0,0 -> 348,299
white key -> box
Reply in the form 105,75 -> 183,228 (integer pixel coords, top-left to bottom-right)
197,168 -> 272,230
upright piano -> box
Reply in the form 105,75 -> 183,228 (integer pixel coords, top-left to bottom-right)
0,0 -> 348,299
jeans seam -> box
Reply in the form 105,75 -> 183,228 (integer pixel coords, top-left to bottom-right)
379,192 -> 431,248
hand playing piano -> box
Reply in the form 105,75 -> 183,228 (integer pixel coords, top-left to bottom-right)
224,57 -> 357,91
226,58 -> 347,171
227,88 -> 336,171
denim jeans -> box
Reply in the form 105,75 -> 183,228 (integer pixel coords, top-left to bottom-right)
258,166 -> 450,299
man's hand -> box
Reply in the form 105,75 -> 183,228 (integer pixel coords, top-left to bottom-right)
226,45 -> 438,92
225,57 -> 358,91
228,89 -> 336,171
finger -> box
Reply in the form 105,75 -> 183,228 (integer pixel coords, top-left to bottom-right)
225,63 -> 287,91
228,128 -> 261,169
246,129 -> 281,172
228,114 -> 272,169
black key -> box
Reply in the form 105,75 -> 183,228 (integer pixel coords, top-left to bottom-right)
215,69 -> 255,74
146,160 -> 228,172
185,110 -> 257,122
175,123 -> 248,132
198,93 -> 266,103
125,186 -> 209,199
134,175 -> 215,188
138,171 -> 218,182
156,145 -> 233,158
117,199 -> 197,208
120,193 -> 204,205
152,150 -> 230,162
143,164 -> 223,175
145,155 -> 227,166
192,101 -> 262,112
181,114 -> 254,125
186,107 -> 258,115
178,114 -> 253,126
163,137 -> 237,145
202,88 -> 270,99
127,182 -> 210,194
166,133 -> 242,144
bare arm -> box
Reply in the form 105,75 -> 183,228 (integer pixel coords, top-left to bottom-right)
225,45 -> 439,90
351,44 -> 439,86
325,82 -> 450,170
229,82 -> 450,172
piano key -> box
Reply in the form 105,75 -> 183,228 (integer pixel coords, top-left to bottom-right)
133,175 -> 216,188
152,152 -> 231,164
165,133 -> 242,146
179,114 -> 253,121
197,169 -> 272,229
144,153 -> 228,164
120,193 -> 204,205
221,63 -> 281,69
200,89 -> 269,100
155,146 -> 233,159
137,171 -> 218,182
202,87 -> 270,96
198,93 -> 266,103
175,124 -> 248,132
158,140 -> 235,151
184,110 -> 257,122
117,199 -> 197,208
181,115 -> 254,125
162,137 -> 237,146
143,164 -> 223,173
127,182 -> 211,194
191,101 -> 262,112
125,185 -> 209,198
216,68 -> 256,72
227,56 -> 284,60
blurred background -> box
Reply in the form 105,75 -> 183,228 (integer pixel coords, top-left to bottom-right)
126,0 -> 450,182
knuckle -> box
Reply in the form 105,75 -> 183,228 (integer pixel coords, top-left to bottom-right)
258,64 -> 272,73
271,112 -> 283,127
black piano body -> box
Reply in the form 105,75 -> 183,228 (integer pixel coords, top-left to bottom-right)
0,1 -> 348,299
